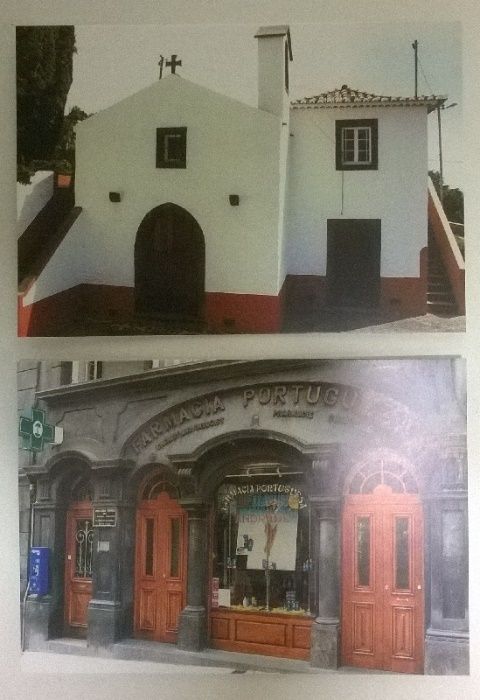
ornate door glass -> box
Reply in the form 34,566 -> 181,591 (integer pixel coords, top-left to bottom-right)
170,517 -> 180,578
356,516 -> 371,587
394,516 -> 410,590
144,517 -> 155,576
75,519 -> 93,578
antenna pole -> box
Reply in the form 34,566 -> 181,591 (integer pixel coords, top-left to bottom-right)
437,105 -> 444,204
412,40 -> 418,98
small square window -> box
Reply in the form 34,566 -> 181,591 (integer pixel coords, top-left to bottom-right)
336,119 -> 378,170
156,127 -> 187,168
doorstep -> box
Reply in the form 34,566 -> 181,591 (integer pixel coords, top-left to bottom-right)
46,637 -> 320,674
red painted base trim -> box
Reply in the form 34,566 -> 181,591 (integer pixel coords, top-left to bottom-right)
19,284 -> 283,335
205,292 -> 282,333
379,247 -> 428,317
285,258 -> 427,320
19,284 -> 134,336
283,275 -> 328,319
18,260 -> 427,336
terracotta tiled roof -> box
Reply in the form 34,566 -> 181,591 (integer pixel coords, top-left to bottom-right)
292,84 -> 446,113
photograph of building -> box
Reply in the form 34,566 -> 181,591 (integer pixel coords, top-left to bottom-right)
18,359 -> 468,674
17,23 -> 465,336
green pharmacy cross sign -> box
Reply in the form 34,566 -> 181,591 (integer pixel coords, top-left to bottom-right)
19,408 -> 63,452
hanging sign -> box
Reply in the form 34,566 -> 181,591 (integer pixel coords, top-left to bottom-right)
19,408 -> 63,452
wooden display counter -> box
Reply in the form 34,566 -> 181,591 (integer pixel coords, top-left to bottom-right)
210,607 -> 313,660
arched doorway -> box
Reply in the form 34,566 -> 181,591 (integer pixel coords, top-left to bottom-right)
134,203 -> 205,319
64,476 -> 93,636
134,473 -> 188,642
341,459 -> 424,673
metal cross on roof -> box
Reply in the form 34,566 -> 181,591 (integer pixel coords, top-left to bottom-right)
166,54 -> 182,74
19,407 -> 63,452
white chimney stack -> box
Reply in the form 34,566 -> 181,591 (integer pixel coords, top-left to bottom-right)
255,25 -> 293,119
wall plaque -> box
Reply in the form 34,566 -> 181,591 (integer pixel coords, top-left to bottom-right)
93,507 -> 117,527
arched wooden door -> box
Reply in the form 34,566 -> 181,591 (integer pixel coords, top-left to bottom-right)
134,490 -> 188,642
64,501 -> 93,634
134,203 -> 205,319
341,485 -> 424,673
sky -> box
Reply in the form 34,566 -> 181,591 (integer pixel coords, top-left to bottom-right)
66,21 -> 463,188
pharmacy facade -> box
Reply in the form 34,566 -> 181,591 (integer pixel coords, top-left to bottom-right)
19,359 -> 468,674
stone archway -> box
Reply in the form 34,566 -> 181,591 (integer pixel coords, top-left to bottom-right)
134,203 -> 205,319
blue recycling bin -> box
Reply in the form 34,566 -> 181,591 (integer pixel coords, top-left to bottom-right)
29,547 -> 49,595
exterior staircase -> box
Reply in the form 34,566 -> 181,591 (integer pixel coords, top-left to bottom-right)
18,175 -> 78,287
427,177 -> 465,317
427,227 -> 458,316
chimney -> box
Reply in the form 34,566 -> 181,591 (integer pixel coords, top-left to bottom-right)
255,25 -> 293,118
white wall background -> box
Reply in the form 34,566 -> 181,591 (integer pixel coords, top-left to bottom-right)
26,76 -> 285,304
286,106 -> 428,278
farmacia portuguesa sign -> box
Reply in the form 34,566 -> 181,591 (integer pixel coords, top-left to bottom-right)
130,383 -> 361,456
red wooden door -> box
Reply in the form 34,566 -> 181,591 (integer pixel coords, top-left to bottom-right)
64,502 -> 93,633
341,485 -> 424,673
134,491 -> 187,642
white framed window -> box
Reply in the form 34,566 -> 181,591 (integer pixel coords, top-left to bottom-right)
336,119 -> 378,170
342,126 -> 372,165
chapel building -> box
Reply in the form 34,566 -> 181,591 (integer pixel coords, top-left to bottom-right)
17,26 -> 465,336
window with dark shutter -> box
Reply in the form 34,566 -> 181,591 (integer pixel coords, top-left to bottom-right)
156,127 -> 187,168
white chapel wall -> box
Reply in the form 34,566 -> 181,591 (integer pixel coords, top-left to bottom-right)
72,76 -> 284,297
25,77 -> 286,304
285,106 -> 428,278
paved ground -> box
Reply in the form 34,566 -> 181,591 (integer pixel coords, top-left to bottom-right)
350,313 -> 466,333
283,308 -> 466,333
9,652 -> 476,700
20,650 -> 232,675
43,310 -> 466,336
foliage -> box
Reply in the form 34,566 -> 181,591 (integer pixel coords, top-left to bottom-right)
16,26 -> 76,182
54,105 -> 90,168
429,171 -> 464,226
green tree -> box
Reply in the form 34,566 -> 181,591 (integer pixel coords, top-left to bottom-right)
16,26 -> 76,182
54,105 -> 90,169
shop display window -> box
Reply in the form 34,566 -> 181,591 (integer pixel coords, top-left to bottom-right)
212,480 -> 314,615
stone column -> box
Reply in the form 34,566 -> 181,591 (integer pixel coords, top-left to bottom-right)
23,476 -> 68,650
177,500 -> 209,651
425,439 -> 469,675
87,469 -> 133,649
309,498 -> 341,669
